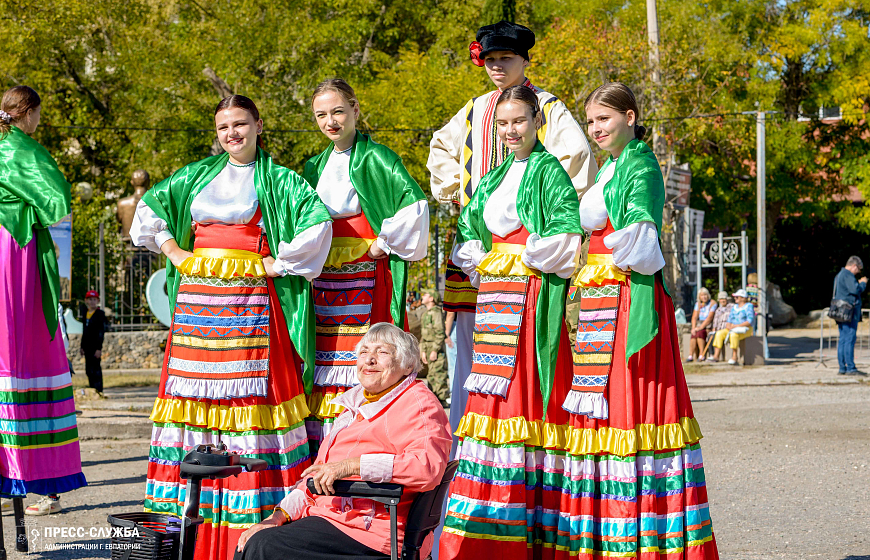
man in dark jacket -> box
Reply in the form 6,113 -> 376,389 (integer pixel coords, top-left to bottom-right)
834,256 -> 868,375
81,290 -> 109,395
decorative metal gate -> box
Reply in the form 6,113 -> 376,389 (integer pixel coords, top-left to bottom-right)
87,245 -> 167,331
695,231 -> 749,296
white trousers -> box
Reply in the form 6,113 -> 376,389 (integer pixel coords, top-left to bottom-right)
433,311 -> 475,560
448,311 -> 475,456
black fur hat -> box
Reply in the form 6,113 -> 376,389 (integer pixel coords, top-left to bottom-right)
475,20 -> 536,61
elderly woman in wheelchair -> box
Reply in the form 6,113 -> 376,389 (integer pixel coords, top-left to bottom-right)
235,323 -> 452,560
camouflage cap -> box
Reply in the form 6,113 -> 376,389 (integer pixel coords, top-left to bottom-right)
422,289 -> 441,304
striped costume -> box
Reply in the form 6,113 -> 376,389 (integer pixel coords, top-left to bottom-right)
131,149 -> 333,560
439,144 -> 583,559
561,139 -> 719,558
0,126 -> 86,497
428,79 -> 597,449
302,132 -> 429,449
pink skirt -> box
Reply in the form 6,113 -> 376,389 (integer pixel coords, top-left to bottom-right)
0,226 -> 86,495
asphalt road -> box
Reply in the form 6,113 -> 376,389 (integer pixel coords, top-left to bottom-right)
697,383 -> 869,559
2,381 -> 868,559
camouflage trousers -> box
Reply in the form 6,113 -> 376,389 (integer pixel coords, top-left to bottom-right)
425,352 -> 450,404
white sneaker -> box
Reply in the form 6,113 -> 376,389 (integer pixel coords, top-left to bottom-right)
25,496 -> 62,516
685,355 -> 694,362
727,359 -> 737,365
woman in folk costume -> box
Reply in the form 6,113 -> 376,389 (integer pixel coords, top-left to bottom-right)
302,79 -> 429,447
427,20 -> 597,450
0,86 -> 87,515
439,85 -> 583,559
130,95 -> 333,560
563,83 -> 718,558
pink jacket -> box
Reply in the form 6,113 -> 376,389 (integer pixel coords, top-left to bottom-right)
278,374 -> 452,555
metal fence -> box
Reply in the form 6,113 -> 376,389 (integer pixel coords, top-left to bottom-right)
818,308 -> 870,365
87,244 -> 167,331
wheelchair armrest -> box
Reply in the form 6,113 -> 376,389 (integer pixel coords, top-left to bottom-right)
306,478 -> 403,499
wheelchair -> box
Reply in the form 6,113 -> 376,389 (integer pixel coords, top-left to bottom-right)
107,443 -> 267,560
106,444 -> 456,560
306,459 -> 459,560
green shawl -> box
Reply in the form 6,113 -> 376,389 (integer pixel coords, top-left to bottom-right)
458,142 -> 581,411
602,138 -> 667,360
0,126 -> 71,337
303,131 -> 427,327
141,148 -> 332,393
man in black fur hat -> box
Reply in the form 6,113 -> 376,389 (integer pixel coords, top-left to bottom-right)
427,20 -> 597,460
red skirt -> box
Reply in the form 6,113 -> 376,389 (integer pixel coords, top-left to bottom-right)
440,279 -> 719,559
145,216 -> 312,560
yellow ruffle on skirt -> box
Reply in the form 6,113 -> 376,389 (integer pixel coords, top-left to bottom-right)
477,243 -> 540,278
150,393 -> 310,432
456,412 -> 703,457
177,248 -> 267,278
574,253 -> 628,287
323,237 -> 376,269
306,390 -> 348,420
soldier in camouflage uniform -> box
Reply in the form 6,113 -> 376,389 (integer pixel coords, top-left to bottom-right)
420,289 -> 449,407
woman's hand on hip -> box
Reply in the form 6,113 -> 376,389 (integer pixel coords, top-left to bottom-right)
262,256 -> 281,278
160,239 -> 193,268
301,458 -> 361,496
236,512 -> 285,552
367,242 -> 388,260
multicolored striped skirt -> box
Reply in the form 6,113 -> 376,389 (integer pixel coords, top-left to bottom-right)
145,221 -> 311,560
440,232 -> 719,558
440,263 -> 579,559
306,213 -> 393,450
0,227 -> 87,496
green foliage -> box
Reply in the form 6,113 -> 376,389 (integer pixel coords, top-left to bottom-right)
2,0 -> 869,305
531,0 -> 870,257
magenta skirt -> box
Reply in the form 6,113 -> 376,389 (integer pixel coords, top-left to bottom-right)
0,226 -> 86,496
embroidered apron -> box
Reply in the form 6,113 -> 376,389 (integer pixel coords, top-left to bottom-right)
464,227 -> 539,398
563,220 -> 628,419
165,208 -> 272,400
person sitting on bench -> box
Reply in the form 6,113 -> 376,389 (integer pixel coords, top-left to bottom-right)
711,289 -> 755,365
234,323 -> 452,560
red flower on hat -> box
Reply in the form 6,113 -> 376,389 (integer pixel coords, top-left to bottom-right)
469,41 -> 484,67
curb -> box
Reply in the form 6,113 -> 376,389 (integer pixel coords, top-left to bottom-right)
76,411 -> 153,440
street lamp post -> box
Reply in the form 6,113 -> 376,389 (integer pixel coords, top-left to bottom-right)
756,112 -> 768,359
98,222 -> 106,311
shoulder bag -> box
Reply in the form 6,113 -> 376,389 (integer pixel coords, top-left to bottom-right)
829,275 -> 854,323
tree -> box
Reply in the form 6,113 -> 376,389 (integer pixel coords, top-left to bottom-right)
3,0 -> 869,308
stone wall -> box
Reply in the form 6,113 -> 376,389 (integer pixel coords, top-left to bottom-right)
68,331 -> 168,370
676,322 -> 691,356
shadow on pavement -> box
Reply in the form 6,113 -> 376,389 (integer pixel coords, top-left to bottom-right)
88,475 -> 146,487
842,556 -> 870,560
82,455 -> 148,468
767,333 -> 820,360
62,498 -> 142,514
